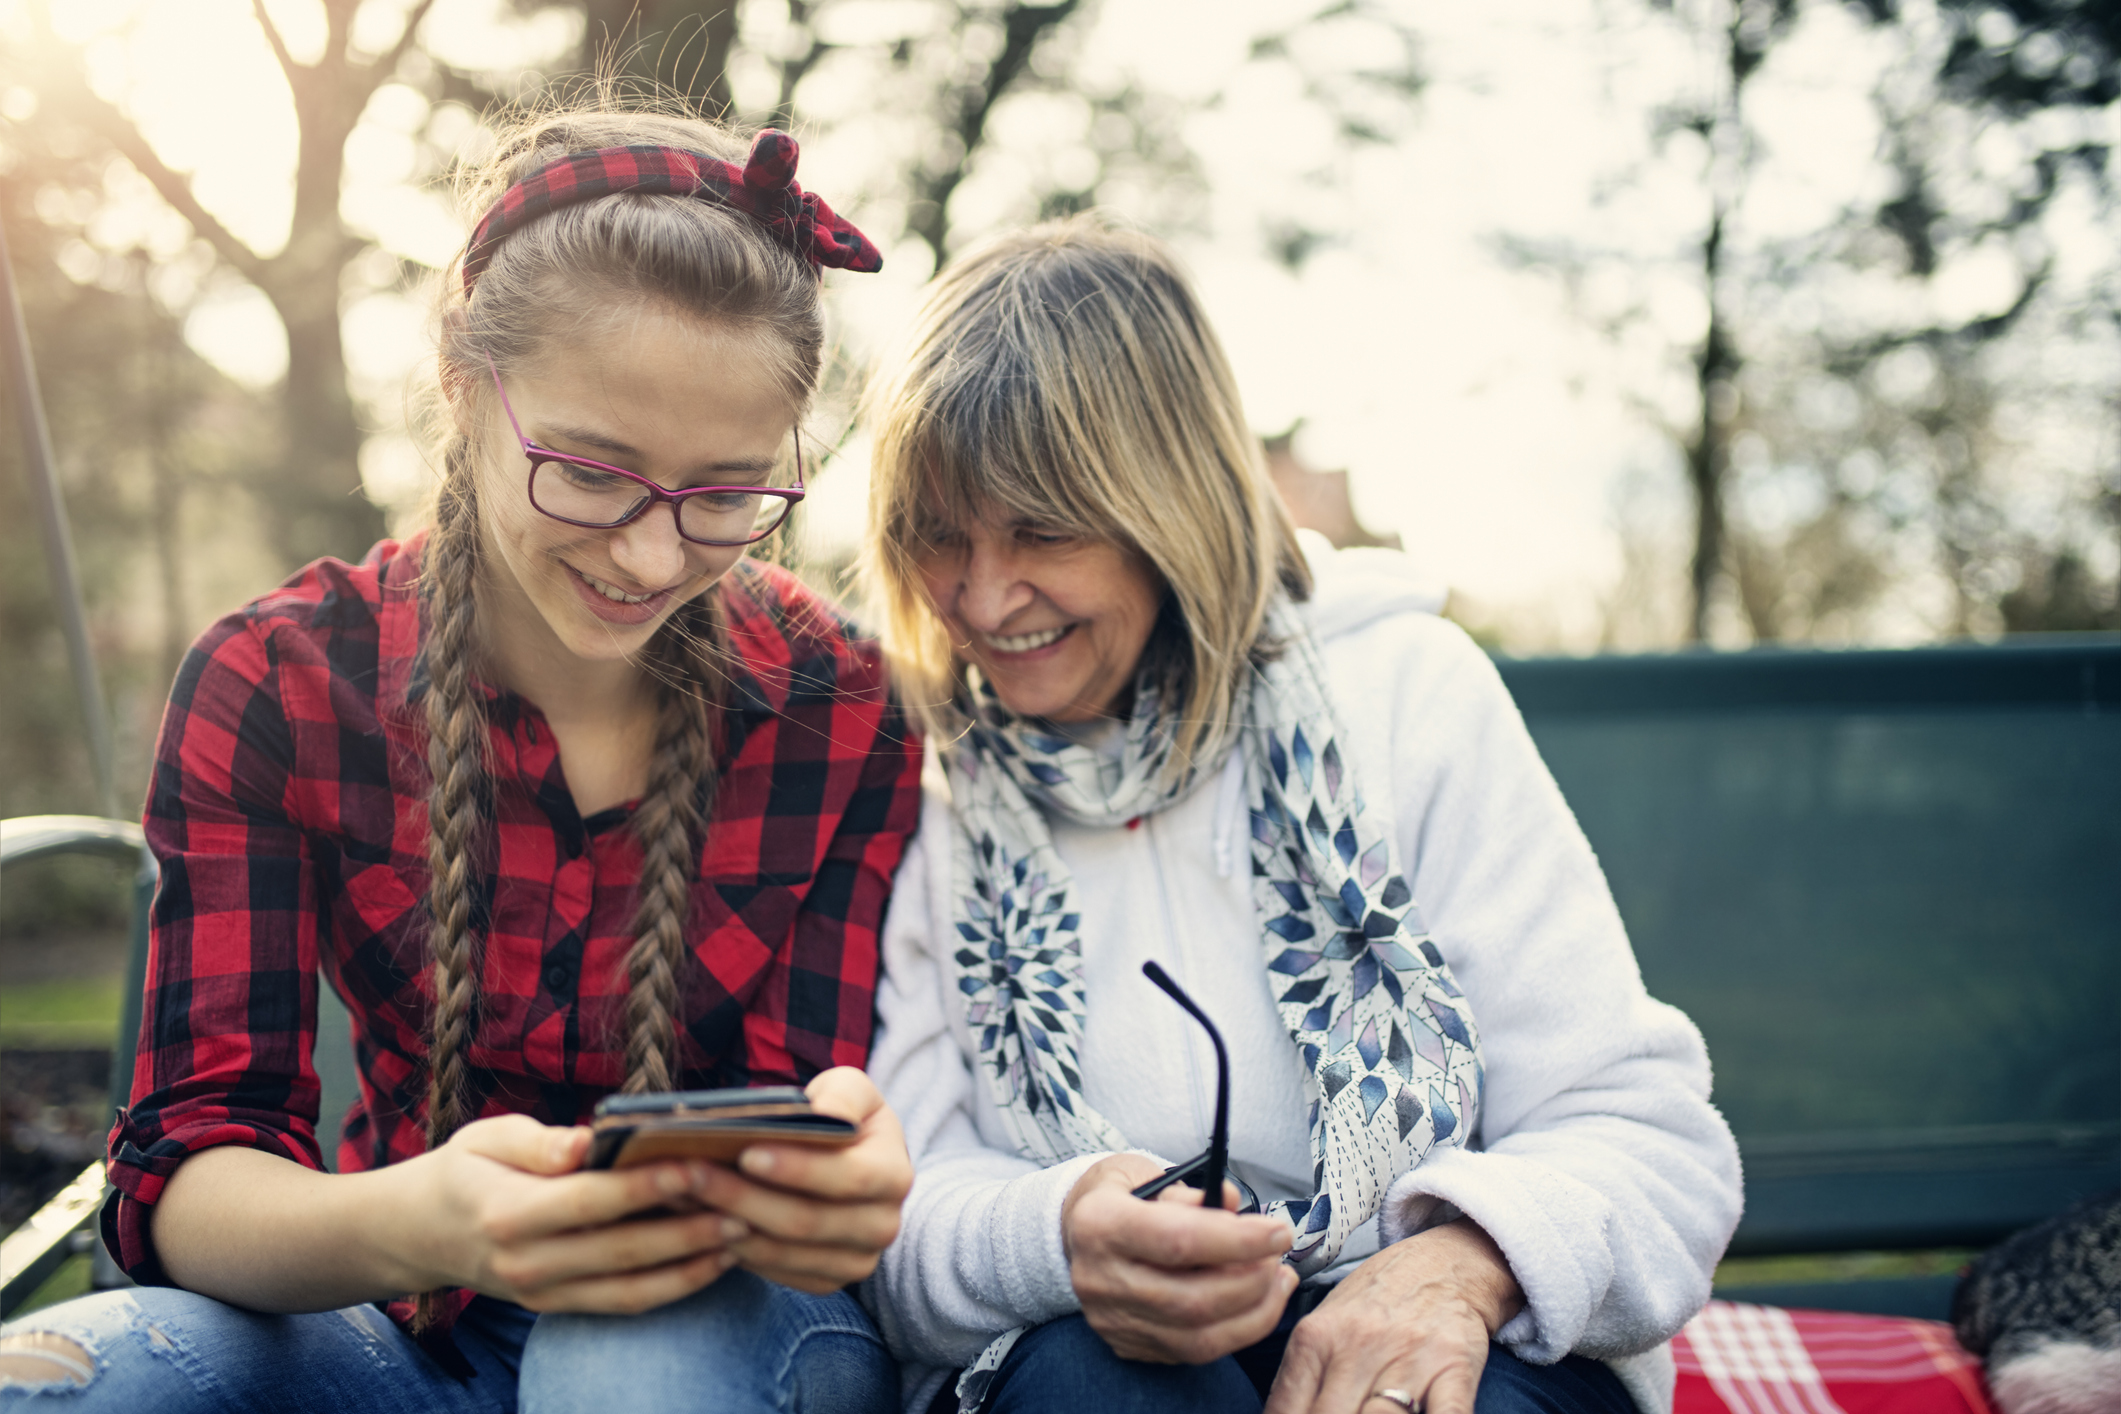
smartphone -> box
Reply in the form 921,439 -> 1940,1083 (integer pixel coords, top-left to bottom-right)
585,1086 -> 859,1170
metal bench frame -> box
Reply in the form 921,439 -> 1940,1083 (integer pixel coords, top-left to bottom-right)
0,816 -> 154,1314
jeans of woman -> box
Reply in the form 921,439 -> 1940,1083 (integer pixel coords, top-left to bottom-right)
0,1271 -> 896,1413
965,1306 -> 1640,1414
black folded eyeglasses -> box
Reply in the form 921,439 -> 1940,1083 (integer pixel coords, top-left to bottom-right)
1128,961 -> 1255,1213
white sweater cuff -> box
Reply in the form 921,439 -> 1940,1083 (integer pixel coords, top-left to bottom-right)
1380,1147 -> 1615,1364
991,1152 -> 1106,1323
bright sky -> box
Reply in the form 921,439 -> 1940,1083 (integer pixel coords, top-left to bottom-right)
12,0 -> 2075,640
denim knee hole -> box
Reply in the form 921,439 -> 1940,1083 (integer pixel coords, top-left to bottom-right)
0,1332 -> 96,1392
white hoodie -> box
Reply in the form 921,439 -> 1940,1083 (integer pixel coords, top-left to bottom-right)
865,533 -> 1743,1414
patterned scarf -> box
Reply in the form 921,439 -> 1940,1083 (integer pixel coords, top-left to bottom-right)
944,601 -> 1484,1406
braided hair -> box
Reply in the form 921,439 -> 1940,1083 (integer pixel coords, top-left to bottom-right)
412,102 -> 823,1327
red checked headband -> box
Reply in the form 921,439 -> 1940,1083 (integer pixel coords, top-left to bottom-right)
460,129 -> 882,292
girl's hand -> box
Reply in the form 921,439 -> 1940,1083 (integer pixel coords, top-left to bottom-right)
685,1067 -> 915,1294
417,1113 -> 749,1314
1062,1153 -> 1296,1364
1263,1220 -> 1524,1414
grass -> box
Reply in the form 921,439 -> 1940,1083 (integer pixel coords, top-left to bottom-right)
0,977 -> 124,1049
1714,1248 -> 1978,1287
9,1250 -> 93,1317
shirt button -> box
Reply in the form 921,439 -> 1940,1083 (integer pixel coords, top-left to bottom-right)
545,965 -> 572,990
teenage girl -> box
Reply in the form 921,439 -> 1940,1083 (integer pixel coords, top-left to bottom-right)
0,106 -> 920,1414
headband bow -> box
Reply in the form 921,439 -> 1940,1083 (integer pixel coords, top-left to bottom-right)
460,130 -> 883,292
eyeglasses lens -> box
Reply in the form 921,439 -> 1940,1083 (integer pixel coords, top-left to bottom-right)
530,460 -> 794,545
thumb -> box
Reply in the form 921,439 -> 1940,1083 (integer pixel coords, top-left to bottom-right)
805,1065 -> 885,1124
1156,1178 -> 1246,1211
1092,1151 -> 1176,1191
452,1113 -> 591,1175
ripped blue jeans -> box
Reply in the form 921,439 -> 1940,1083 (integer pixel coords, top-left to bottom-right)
0,1272 -> 896,1413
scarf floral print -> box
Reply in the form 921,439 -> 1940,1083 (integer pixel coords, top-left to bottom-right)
943,600 -> 1484,1408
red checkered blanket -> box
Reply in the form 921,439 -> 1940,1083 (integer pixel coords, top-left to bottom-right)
1674,1301 -> 1992,1414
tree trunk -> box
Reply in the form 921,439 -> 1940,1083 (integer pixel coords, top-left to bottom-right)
251,0 -> 386,566
1686,210 -> 1733,643
271,289 -> 380,566
141,295 -> 189,692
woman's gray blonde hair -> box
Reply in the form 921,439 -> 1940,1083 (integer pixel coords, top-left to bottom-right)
863,214 -> 1310,770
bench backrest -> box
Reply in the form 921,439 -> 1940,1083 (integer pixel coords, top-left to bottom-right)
1497,637 -> 2121,1256
19,638 -> 2116,1280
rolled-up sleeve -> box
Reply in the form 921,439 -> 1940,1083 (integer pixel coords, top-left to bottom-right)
103,614 -> 326,1285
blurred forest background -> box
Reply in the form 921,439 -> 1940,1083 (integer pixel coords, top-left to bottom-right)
0,0 -> 2117,891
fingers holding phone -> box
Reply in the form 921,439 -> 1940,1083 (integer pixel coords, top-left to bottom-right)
424,1114 -> 749,1315
736,1067 -> 910,1200
690,1068 -> 914,1293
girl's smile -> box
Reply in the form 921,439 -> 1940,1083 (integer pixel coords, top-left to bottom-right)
565,562 -> 677,622
468,311 -> 797,686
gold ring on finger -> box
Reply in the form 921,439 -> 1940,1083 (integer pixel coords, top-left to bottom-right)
1370,1390 -> 1420,1413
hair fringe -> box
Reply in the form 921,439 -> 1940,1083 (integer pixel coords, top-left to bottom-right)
860,213 -> 1310,777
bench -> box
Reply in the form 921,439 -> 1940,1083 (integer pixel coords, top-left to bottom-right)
1497,635 -> 2121,1317
0,817 -> 358,1315
6,636 -> 2117,1322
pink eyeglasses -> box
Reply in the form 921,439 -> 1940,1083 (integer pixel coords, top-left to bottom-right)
486,356 -> 805,547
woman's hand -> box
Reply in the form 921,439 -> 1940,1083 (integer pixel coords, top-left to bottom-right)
685,1067 -> 915,1294
1264,1219 -> 1524,1414
1062,1153 -> 1297,1364
420,1113 -> 750,1314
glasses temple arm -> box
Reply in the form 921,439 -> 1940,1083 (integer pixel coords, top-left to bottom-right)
1140,961 -> 1231,1193
482,352 -> 532,444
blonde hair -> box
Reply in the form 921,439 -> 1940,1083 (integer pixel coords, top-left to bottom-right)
411,98 -> 822,1324
863,215 -> 1309,770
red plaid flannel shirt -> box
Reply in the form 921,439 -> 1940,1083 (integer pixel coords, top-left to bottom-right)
104,536 -> 921,1303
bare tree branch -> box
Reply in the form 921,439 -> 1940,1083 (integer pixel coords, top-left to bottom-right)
249,0 -> 307,87
322,0 -> 357,69
356,0 -> 441,103
52,76 -> 269,286
906,0 -> 1080,265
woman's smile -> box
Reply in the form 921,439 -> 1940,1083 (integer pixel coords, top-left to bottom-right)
920,518 -> 1164,722
981,622 -> 1076,655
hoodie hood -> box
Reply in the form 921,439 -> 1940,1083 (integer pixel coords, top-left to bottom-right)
1293,528 -> 1449,644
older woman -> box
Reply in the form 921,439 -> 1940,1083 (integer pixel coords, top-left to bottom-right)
859,217 -> 1741,1414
